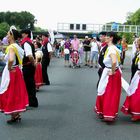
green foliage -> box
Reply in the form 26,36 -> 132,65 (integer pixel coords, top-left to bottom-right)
126,8 -> 140,25
117,32 -> 134,44
34,26 -> 47,32
0,22 -> 10,39
0,11 -> 35,30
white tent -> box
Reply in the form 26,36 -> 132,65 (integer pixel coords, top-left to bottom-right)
54,33 -> 65,39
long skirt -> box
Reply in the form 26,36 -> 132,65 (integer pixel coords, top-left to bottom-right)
95,68 -> 121,120
0,66 -> 29,114
121,71 -> 140,120
34,63 -> 43,89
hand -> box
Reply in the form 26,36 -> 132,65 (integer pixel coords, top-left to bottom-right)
108,70 -> 115,75
8,67 -> 15,72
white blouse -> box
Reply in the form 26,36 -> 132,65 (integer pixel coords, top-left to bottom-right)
103,45 -> 120,68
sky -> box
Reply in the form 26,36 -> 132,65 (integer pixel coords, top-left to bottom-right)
0,0 -> 140,30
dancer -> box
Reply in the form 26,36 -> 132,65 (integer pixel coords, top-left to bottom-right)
0,27 -> 28,123
95,32 -> 121,122
121,38 -> 140,121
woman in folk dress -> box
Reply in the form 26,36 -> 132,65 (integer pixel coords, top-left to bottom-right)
121,38 -> 140,121
34,42 -> 43,91
95,32 -> 122,122
0,27 -> 28,124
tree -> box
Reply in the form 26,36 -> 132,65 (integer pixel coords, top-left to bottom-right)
0,11 -> 36,30
0,22 -> 10,39
126,8 -> 140,25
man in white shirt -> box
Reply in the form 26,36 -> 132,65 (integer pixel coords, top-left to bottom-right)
21,29 -> 38,108
41,33 -> 53,85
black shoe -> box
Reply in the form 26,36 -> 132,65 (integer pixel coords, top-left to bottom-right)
7,115 -> 21,124
45,82 -> 50,85
29,105 -> 38,108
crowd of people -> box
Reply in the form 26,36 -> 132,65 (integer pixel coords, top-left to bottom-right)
53,34 -> 129,69
0,26 -> 52,124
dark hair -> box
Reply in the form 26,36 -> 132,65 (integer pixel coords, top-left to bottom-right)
36,42 -> 41,48
41,32 -> 49,37
99,31 -> 107,36
10,29 -> 21,40
117,36 -> 122,42
106,32 -> 119,44
20,29 -> 31,38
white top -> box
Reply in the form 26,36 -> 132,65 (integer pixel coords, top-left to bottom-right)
103,45 -> 120,68
90,42 -> 99,52
24,42 -> 33,56
60,40 -> 65,46
47,43 -> 53,52
5,43 -> 24,66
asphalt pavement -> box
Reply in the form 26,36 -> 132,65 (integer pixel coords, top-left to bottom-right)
0,50 -> 139,140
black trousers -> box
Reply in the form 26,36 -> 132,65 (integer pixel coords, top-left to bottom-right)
42,58 -> 50,85
96,67 -> 104,88
22,64 -> 38,107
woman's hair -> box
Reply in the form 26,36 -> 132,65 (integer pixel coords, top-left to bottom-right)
106,32 -> 119,44
10,29 -> 21,40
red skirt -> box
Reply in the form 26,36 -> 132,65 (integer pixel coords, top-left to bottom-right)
34,63 -> 43,89
95,69 -> 121,119
121,80 -> 140,120
0,66 -> 29,114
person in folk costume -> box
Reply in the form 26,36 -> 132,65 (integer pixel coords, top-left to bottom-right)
20,29 -> 38,107
41,33 -> 53,85
0,27 -> 29,124
121,38 -> 140,121
34,42 -> 43,91
95,32 -> 122,122
97,32 -> 108,87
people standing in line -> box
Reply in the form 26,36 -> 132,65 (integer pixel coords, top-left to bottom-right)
121,38 -> 140,121
95,32 -> 121,122
83,36 -> 91,66
97,32 -> 108,87
121,38 -> 128,69
64,38 -> 71,67
41,33 -> 53,85
90,37 -> 100,68
21,29 -> 38,108
0,27 -> 29,123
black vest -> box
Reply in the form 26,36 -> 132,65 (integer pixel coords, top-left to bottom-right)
22,41 -> 35,64
42,42 -> 49,60
98,45 -> 108,68
131,52 -> 139,79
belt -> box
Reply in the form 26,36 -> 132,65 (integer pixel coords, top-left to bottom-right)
105,66 -> 119,71
12,65 -> 19,68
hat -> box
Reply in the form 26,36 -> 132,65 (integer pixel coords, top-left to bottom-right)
21,29 -> 31,38
85,36 -> 88,39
